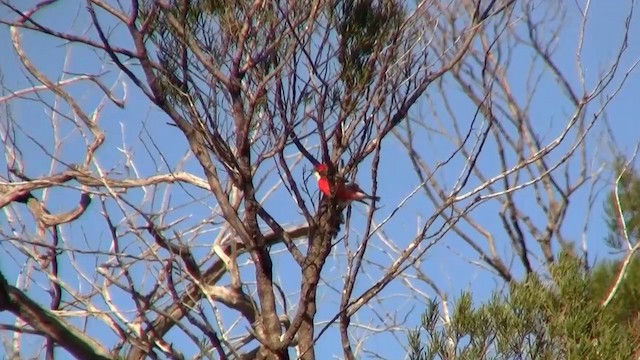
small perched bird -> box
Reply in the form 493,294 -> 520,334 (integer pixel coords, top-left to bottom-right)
313,163 -> 380,205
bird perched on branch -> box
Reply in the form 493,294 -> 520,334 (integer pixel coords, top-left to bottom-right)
313,163 -> 380,206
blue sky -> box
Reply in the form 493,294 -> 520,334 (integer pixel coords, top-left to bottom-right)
1,1 -> 639,359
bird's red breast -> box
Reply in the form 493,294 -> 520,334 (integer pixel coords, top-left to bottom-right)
317,177 -> 362,201
314,163 -> 380,203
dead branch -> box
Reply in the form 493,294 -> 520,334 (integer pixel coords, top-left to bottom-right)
0,272 -> 111,360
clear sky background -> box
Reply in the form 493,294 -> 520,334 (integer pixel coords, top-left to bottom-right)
1,1 -> 639,359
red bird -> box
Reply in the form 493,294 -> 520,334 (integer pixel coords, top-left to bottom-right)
313,163 -> 380,205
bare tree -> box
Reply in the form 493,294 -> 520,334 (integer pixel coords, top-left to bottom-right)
0,0 -> 637,359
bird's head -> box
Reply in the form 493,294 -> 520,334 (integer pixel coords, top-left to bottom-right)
313,163 -> 329,180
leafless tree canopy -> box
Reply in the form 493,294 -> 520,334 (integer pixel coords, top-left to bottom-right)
0,0 -> 638,359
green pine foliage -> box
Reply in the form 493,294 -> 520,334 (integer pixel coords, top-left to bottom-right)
407,254 -> 639,359
590,257 -> 640,336
594,156 -> 640,335
333,0 -> 405,90
409,158 -> 640,359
